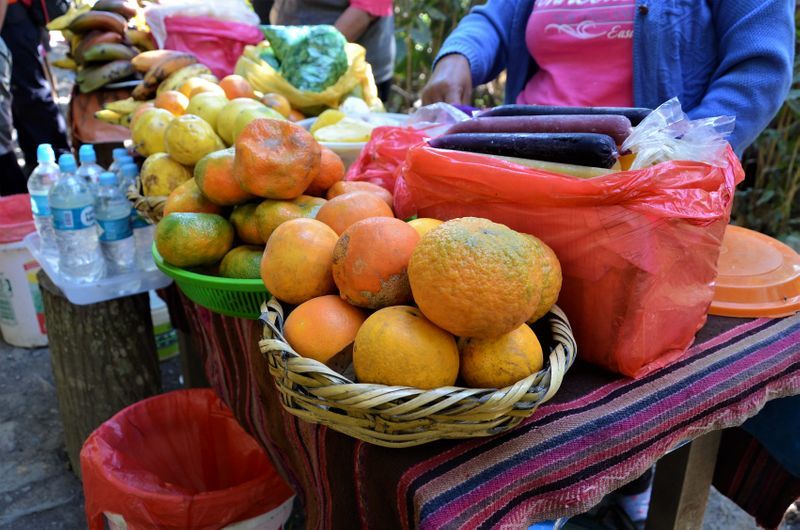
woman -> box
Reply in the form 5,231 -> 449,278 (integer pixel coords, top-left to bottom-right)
422,0 -> 795,155
270,0 -> 395,101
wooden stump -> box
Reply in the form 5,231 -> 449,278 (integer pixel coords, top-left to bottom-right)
38,271 -> 161,477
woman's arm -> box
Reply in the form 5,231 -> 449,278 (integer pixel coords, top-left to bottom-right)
687,0 -> 795,154
336,0 -> 392,42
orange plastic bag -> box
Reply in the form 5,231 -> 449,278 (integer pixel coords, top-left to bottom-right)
402,145 -> 744,378
80,389 -> 294,530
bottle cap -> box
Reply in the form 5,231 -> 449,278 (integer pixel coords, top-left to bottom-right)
112,148 -> 128,161
58,153 -> 77,173
120,163 -> 138,179
118,154 -> 134,165
37,144 -> 55,163
79,144 -> 97,164
99,172 -> 118,186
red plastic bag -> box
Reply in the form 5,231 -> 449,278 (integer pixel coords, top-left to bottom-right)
402,145 -> 744,378
164,16 -> 263,78
81,389 -> 295,530
345,126 -> 429,209
0,194 -> 35,244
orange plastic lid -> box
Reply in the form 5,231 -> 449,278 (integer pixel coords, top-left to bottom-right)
709,225 -> 800,318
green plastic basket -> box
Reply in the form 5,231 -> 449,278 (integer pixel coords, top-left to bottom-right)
152,244 -> 268,319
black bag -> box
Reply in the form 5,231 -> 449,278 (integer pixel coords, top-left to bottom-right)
27,0 -> 71,27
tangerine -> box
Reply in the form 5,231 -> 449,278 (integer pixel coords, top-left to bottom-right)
304,147 -> 345,196
255,195 -> 326,242
315,191 -> 393,235
194,147 -> 254,206
155,212 -> 233,268
220,75 -> 255,100
326,180 -> 393,208
284,294 -> 366,364
163,178 -> 223,216
459,324 -> 544,388
229,203 -> 262,245
154,90 -> 189,116
219,245 -> 263,279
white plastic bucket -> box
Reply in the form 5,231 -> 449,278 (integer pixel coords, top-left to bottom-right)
0,239 -> 47,347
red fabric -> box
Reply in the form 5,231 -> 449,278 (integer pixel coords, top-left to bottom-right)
164,16 -> 264,78
349,0 -> 393,18
0,194 -> 35,244
80,389 -> 294,530
402,145 -> 744,378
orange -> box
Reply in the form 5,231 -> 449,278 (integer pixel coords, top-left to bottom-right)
304,147 -> 345,196
229,203 -> 263,245
315,191 -> 394,235
220,75 -> 255,100
353,306 -> 459,389
408,217 -> 543,338
254,195 -> 326,242
260,92 -> 291,118
407,218 -> 443,238
179,78 -> 226,99
163,178 -> 223,216
526,235 -> 562,323
332,217 -> 419,309
260,218 -> 339,304
219,245 -> 263,279
326,180 -> 393,208
287,109 -> 305,122
194,147 -> 254,206
459,324 -> 544,388
284,295 -> 366,364
233,118 -> 321,199
155,212 -> 234,268
154,90 -> 189,116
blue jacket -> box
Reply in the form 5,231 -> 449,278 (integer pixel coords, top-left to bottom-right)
436,0 -> 796,155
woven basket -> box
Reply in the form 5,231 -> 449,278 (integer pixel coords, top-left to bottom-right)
259,297 -> 577,448
127,177 -> 166,225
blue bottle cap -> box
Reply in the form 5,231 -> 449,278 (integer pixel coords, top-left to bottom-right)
37,144 -> 55,163
120,163 -> 138,179
112,148 -> 128,161
78,144 -> 97,164
58,153 -> 77,173
99,172 -> 118,186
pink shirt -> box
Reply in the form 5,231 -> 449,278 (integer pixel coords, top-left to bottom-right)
517,0 -> 636,107
350,0 -> 393,18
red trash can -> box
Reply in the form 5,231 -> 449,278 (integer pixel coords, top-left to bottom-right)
80,389 -> 295,529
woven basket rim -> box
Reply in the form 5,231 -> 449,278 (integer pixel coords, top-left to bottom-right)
258,296 -> 577,447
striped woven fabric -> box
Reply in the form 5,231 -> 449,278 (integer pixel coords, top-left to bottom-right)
165,285 -> 800,529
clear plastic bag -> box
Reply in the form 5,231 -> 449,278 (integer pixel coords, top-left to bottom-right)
406,102 -> 472,137
622,97 -> 735,170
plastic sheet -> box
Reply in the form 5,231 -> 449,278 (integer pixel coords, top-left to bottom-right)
401,144 -> 744,378
81,389 -> 295,530
0,194 -> 35,244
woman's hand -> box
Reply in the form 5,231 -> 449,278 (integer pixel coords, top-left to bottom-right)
422,54 -> 472,105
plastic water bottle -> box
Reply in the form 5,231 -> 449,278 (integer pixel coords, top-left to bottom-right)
95,172 -> 136,275
27,144 -> 60,255
77,144 -> 104,187
107,147 -> 128,175
119,164 -> 156,271
49,153 -> 105,281
118,162 -> 138,194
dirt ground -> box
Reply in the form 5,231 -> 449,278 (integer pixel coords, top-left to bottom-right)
1,335 -> 797,529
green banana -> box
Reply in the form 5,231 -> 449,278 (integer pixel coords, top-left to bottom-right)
82,43 -> 137,63
78,60 -> 135,93
73,30 -> 123,63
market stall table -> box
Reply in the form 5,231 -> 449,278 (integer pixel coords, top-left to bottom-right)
163,285 -> 800,529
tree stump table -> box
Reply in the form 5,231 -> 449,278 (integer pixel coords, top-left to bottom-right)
38,270 -> 161,477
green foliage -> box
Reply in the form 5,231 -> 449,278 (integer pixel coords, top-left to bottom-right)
389,0 -> 502,111
733,15 -> 800,246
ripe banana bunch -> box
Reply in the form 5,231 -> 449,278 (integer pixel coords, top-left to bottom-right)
131,51 -> 200,100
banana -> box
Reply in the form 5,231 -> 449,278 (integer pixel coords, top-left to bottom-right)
125,29 -> 156,52
51,57 -> 79,71
95,109 -> 124,125
120,113 -> 133,127
73,30 -> 124,63
82,43 -> 138,63
68,11 -> 127,35
78,60 -> 135,93
156,63 -> 213,95
46,5 -> 91,31
131,49 -> 186,73
132,53 -> 197,100
91,0 -> 138,20
104,97 -> 142,114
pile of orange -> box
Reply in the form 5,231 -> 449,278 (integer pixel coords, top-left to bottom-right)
155,115 -> 564,392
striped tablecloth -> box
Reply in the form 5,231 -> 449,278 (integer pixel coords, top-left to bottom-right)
164,286 -> 800,529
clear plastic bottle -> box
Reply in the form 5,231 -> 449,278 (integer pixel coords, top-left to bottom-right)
76,144 -> 104,188
107,147 -> 129,175
49,153 -> 105,281
95,171 -> 136,275
118,161 -> 138,194
119,163 -> 156,271
27,144 -> 60,255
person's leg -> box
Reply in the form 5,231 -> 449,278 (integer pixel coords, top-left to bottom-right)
0,37 -> 26,196
377,79 -> 392,103
2,5 -> 69,173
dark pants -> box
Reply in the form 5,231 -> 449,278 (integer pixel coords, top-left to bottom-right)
377,79 -> 391,103
1,4 -> 69,174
